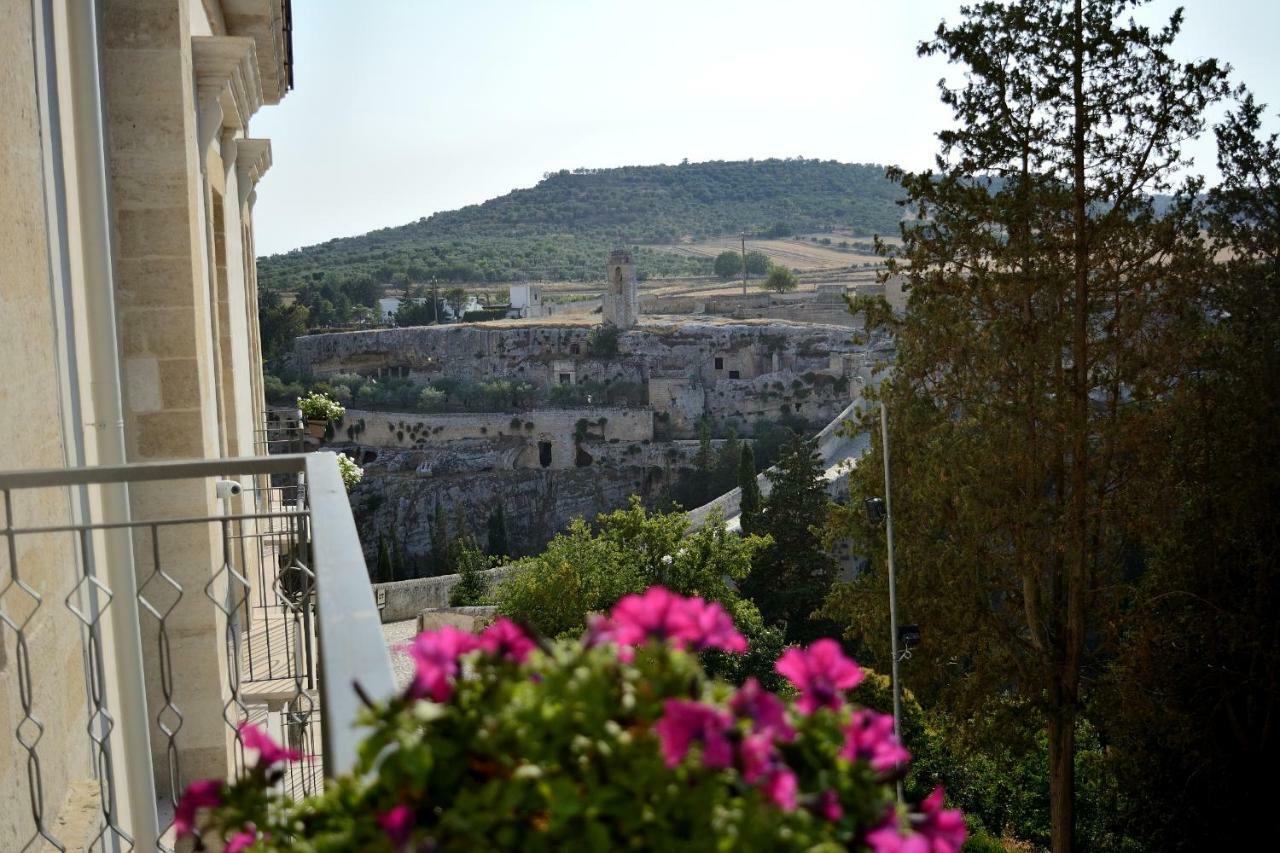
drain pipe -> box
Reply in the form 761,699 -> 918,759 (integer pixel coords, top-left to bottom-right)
59,0 -> 161,846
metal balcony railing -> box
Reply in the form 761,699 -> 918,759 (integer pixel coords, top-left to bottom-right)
0,452 -> 395,852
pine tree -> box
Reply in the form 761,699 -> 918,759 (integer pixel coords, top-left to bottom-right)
741,436 -> 835,641
486,503 -> 509,559
825,4 -> 1228,848
737,443 -> 762,535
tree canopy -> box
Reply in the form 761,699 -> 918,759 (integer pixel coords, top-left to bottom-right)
763,266 -> 797,293
825,2 -> 1234,849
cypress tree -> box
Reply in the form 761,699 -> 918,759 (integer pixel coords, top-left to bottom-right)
431,502 -> 450,576
738,443 -> 761,535
740,436 -> 835,641
375,535 -> 394,583
486,503 -> 509,559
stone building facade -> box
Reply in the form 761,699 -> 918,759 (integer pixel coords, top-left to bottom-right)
0,0 -> 290,845
288,318 -> 873,437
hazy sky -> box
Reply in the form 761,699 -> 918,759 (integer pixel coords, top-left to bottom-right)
251,0 -> 1280,256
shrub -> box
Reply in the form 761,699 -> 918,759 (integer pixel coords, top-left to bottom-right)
178,589 -> 965,851
418,387 -> 446,412
586,324 -> 621,358
335,452 -> 363,491
298,391 -> 345,422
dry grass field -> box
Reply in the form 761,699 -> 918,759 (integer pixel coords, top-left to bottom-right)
653,235 -> 885,271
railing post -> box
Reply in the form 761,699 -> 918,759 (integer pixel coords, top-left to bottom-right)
305,453 -> 396,776
99,490 -> 160,851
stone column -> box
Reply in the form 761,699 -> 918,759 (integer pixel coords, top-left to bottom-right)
102,1 -> 263,786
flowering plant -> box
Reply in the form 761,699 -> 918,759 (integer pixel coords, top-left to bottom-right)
178,587 -> 964,851
335,452 -> 363,491
297,391 -> 345,423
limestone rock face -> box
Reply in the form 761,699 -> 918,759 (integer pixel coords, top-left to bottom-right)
348,445 -> 677,570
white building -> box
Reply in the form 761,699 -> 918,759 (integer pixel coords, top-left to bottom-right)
509,284 -> 545,318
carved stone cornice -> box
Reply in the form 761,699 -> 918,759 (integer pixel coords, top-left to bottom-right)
192,35 -> 263,138
222,0 -> 291,105
235,138 -> 272,204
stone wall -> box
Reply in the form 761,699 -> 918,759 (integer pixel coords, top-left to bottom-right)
290,319 -> 871,439
0,6 -> 92,843
340,407 -> 652,471
375,567 -> 511,622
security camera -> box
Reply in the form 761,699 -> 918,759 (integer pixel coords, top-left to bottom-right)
214,479 -> 243,499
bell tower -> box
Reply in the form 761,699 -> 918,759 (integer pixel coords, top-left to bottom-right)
603,248 -> 638,329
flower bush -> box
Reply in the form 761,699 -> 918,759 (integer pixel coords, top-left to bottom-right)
335,452 -> 363,491
178,587 -> 964,851
297,391 -> 345,423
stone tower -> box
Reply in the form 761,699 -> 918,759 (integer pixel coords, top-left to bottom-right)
603,248 -> 639,329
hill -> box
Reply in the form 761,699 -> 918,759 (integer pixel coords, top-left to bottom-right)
256,159 -> 902,292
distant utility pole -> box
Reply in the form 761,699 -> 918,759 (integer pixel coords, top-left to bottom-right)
740,232 -> 747,295
431,277 -> 440,324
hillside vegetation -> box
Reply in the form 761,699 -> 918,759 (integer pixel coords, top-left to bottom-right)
256,159 -> 901,291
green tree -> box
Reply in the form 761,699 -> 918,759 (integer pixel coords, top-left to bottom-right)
762,266 -> 797,293
710,429 -> 740,497
394,297 -> 445,327
1090,95 -> 1280,851
493,499 -> 774,678
744,251 -> 770,276
430,502 -> 451,576
825,4 -> 1228,849
374,535 -> 395,584
486,503 -> 509,559
448,540 -> 492,606
741,436 -> 835,641
259,302 -> 309,358
737,443 -> 762,535
713,250 -> 743,280
444,287 -> 468,320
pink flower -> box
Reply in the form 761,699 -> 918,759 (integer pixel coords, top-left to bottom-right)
594,587 -> 748,655
865,812 -> 917,853
683,598 -> 748,653
379,804 -> 415,847
818,789 -> 844,821
739,732 -> 776,783
865,789 -> 966,853
774,639 -> 864,714
730,678 -> 795,741
173,778 -> 222,837
761,766 -> 798,811
738,732 -> 798,811
841,709 -> 910,772
608,587 -> 694,646
915,786 -> 967,851
653,699 -> 734,769
404,625 -> 480,702
226,828 -> 256,853
477,617 -> 536,663
238,721 -> 301,768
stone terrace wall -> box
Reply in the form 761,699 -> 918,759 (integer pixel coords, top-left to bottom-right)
288,320 -> 864,391
341,407 -> 651,471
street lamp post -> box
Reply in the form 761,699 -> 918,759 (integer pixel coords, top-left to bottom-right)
865,402 -> 904,803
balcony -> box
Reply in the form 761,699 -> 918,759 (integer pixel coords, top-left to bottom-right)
0,451 -> 394,851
